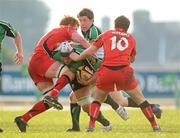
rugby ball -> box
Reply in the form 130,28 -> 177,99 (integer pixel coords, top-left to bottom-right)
76,66 -> 94,81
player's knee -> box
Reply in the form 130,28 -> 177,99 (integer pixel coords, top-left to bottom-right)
69,92 -> 77,103
77,96 -> 92,107
82,105 -> 89,113
63,70 -> 75,81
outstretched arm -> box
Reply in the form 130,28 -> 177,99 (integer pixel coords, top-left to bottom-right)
13,32 -> 24,65
70,45 -> 98,61
71,31 -> 91,49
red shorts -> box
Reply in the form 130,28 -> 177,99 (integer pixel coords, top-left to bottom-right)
96,65 -> 138,92
28,53 -> 55,84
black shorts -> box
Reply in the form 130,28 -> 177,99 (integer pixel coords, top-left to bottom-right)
70,76 -> 87,91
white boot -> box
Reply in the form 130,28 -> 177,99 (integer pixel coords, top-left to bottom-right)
116,105 -> 128,120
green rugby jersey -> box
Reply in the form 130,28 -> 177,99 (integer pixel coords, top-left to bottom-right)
82,24 -> 101,42
76,24 -> 101,50
52,46 -> 101,74
0,21 -> 17,62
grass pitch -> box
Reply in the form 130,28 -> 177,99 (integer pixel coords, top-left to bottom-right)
0,108 -> 180,138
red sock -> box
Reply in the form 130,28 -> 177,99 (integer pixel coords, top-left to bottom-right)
21,101 -> 50,122
89,101 -> 101,127
50,75 -> 69,97
140,101 -> 158,127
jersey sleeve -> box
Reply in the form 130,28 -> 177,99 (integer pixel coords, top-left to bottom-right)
0,21 -> 17,38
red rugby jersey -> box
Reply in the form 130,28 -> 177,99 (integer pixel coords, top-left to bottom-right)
93,28 -> 136,66
34,26 -> 76,55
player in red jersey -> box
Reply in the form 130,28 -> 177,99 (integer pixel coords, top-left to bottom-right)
14,16 -> 91,132
70,15 -> 161,132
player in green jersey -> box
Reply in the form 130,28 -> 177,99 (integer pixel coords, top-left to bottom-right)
0,20 -> 23,72
0,20 -> 23,132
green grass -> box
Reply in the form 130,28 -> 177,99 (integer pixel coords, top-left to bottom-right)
0,109 -> 180,138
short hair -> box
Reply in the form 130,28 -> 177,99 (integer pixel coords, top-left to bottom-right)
77,8 -> 94,20
114,16 -> 130,31
60,16 -> 79,27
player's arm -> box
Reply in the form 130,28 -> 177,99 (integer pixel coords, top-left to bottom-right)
77,71 -> 97,86
71,31 -> 91,49
130,36 -> 136,63
2,21 -> 24,65
130,55 -> 135,63
70,45 -> 98,61
13,32 -> 24,64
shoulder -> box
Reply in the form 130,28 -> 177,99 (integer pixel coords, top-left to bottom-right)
0,20 -> 17,37
128,33 -> 136,41
99,30 -> 111,38
0,20 -> 14,30
90,25 -> 101,34
0,20 -> 10,26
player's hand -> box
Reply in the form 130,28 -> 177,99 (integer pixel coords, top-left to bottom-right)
14,52 -> 24,65
77,75 -> 91,85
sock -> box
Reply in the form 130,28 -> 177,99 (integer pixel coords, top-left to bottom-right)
96,111 -> 110,126
70,103 -> 81,130
127,97 -> 139,107
139,101 -> 158,128
50,75 -> 70,97
104,95 -> 119,110
21,100 -> 50,122
128,98 -> 157,109
89,101 -> 101,127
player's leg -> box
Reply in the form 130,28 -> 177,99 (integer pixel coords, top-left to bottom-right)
14,61 -> 69,132
105,92 -> 128,120
117,66 -> 160,132
91,86 -> 128,120
72,86 -> 111,132
126,97 -> 162,119
14,82 -> 54,132
66,92 -> 81,132
110,91 -> 162,119
43,62 -> 74,109
45,62 -> 74,96
87,86 -> 108,132
126,86 -> 161,132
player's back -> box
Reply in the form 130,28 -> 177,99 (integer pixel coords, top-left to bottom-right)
100,29 -> 135,66
34,26 -> 74,54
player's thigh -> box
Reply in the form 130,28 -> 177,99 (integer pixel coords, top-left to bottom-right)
110,91 -> 128,106
36,81 -> 54,93
45,61 -> 74,80
74,86 -> 91,111
93,86 -> 108,102
126,85 -> 145,105
74,86 -> 90,99
69,91 -> 78,103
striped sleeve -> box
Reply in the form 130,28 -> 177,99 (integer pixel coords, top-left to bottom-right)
0,21 -> 17,38
89,26 -> 100,42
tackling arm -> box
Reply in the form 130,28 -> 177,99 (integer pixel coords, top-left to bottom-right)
71,31 -> 91,49
70,45 -> 98,61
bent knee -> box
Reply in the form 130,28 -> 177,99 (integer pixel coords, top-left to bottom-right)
69,92 -> 77,103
